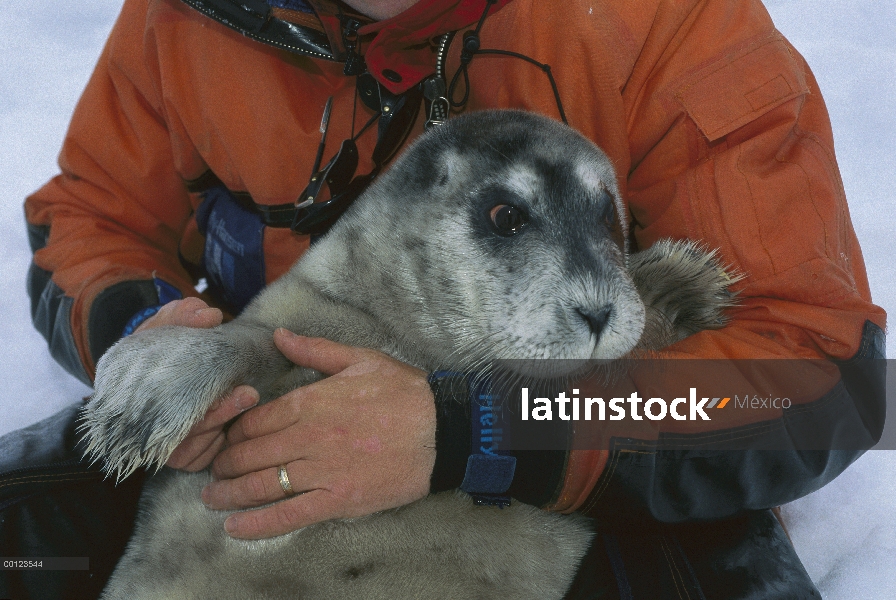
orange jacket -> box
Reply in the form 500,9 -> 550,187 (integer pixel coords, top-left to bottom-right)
25,0 -> 886,516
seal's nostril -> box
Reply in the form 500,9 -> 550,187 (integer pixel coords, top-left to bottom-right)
578,306 -> 613,339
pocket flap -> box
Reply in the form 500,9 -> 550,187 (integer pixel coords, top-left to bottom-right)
677,36 -> 809,142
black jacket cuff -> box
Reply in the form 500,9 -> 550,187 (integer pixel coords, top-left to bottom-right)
428,373 -> 471,493
427,372 -> 569,507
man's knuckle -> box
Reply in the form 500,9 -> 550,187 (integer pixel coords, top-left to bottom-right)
328,481 -> 353,502
248,473 -> 270,502
231,445 -> 252,472
278,502 -> 306,529
241,511 -> 262,534
238,412 -> 258,438
215,452 -> 236,477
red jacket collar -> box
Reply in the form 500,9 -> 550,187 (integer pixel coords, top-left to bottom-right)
306,0 -> 513,93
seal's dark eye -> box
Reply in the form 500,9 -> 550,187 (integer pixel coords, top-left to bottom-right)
489,204 -> 528,235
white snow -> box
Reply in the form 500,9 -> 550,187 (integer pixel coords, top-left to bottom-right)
763,2 -> 896,597
0,0 -> 893,597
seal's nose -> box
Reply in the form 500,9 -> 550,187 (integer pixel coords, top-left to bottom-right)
577,306 -> 613,340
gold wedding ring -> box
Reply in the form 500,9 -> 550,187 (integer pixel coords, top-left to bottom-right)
277,465 -> 295,497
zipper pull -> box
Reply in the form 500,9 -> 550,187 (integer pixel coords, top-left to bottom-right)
423,76 -> 448,129
341,17 -> 366,76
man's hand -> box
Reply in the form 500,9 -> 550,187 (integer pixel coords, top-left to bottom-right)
201,330 -> 437,540
135,298 -> 260,471
134,296 -> 223,334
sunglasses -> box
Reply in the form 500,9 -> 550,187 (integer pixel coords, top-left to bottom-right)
290,74 -> 423,236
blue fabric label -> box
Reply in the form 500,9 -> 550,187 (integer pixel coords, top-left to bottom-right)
471,376 -> 513,457
195,186 -> 266,313
463,375 -> 517,496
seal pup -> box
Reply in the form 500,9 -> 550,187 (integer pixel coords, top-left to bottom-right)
82,110 -> 737,599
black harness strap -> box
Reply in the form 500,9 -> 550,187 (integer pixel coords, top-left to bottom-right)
184,170 -> 297,228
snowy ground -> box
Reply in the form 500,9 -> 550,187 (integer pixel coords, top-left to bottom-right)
1,0 -> 894,597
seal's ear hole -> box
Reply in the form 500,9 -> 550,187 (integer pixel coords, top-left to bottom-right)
489,204 -> 529,236
598,190 -> 617,231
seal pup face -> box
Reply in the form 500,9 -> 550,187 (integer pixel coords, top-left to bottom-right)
305,111 -> 645,373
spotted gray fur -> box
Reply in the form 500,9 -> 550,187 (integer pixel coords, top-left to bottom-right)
83,111 -> 737,599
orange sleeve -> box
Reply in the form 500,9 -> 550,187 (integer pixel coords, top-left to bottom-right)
553,0 -> 885,515
622,1 -> 884,361
24,0 -> 198,379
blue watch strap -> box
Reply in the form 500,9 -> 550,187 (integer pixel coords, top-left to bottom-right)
429,371 -> 517,506
460,454 -> 517,495
121,305 -> 162,337
463,374 -> 516,506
